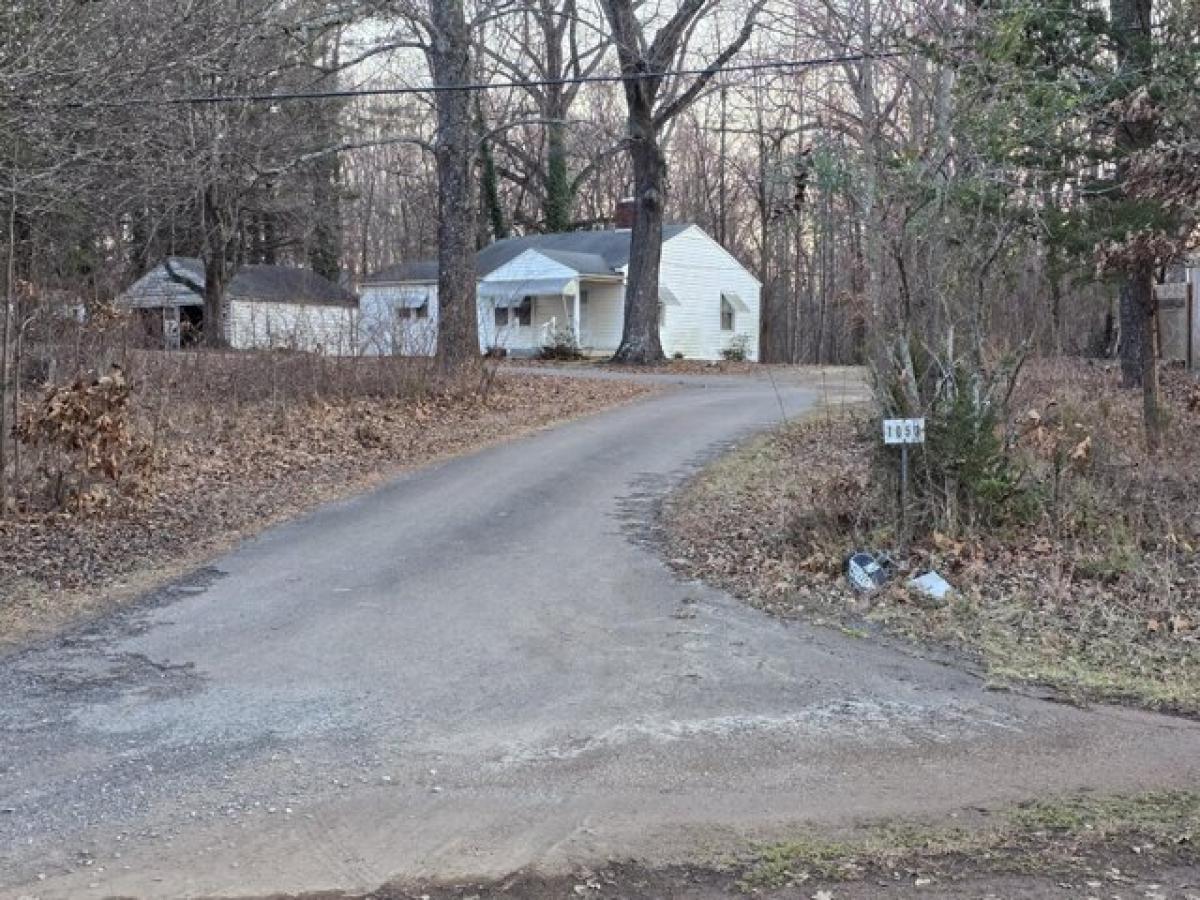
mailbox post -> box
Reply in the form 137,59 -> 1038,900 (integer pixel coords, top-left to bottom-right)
883,417 -> 926,548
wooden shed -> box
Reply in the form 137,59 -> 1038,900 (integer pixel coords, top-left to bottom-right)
120,258 -> 358,354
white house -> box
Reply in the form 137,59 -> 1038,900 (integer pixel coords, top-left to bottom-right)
120,258 -> 359,354
359,224 -> 761,361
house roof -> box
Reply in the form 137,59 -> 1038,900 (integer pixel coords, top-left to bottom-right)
362,259 -> 440,284
526,249 -> 615,277
364,225 -> 692,285
156,257 -> 357,307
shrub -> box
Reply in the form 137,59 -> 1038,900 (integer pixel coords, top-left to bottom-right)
16,365 -> 152,510
721,334 -> 750,361
873,339 -> 1038,534
541,326 -> 584,360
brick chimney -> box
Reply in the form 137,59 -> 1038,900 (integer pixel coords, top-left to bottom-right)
614,197 -> 637,230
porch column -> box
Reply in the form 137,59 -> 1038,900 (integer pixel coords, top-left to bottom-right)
572,284 -> 581,345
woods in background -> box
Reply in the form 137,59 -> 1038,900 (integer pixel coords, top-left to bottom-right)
2,0 -> 1199,420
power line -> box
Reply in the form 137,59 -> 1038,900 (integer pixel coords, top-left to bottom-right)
59,50 -> 910,109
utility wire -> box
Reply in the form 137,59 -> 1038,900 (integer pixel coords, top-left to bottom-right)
56,49 -> 910,109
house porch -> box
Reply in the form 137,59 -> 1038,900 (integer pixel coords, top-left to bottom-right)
478,278 -> 623,356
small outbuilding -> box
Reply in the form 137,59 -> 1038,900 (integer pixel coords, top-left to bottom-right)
1158,259 -> 1200,368
120,257 -> 358,354
359,223 -> 761,361
355,260 -> 440,357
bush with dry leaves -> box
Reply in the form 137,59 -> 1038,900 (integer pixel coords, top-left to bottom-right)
16,365 -> 152,512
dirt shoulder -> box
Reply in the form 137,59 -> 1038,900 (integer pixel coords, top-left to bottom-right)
663,360 -> 1200,716
499,356 -> 766,376
0,371 -> 658,648
500,356 -> 866,382
258,792 -> 1200,900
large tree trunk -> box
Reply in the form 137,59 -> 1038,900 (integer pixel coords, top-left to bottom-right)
543,117 -> 572,233
203,252 -> 229,349
536,5 -> 574,233
1118,278 -> 1142,385
430,0 -> 480,370
613,107 -> 666,364
201,185 -> 231,349
309,150 -> 343,281
0,188 -> 15,516
1132,260 -> 1163,451
1110,0 -> 1160,448
600,0 -> 762,364
476,96 -> 507,245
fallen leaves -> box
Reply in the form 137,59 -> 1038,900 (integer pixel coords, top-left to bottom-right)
0,372 -> 657,637
665,359 -> 1200,714
1070,434 -> 1092,463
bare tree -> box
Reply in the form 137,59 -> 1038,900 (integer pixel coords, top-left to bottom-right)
429,2 -> 482,366
384,1 -> 483,367
600,0 -> 766,363
482,0 -> 613,232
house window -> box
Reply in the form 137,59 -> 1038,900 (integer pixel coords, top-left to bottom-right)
515,296 -> 533,326
720,294 -> 735,331
494,304 -> 509,328
396,301 -> 428,321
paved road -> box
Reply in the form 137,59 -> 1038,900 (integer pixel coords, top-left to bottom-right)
2,371 -> 1199,900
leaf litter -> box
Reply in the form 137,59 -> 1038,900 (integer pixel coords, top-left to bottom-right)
664,359 -> 1200,715
0,371 -> 656,644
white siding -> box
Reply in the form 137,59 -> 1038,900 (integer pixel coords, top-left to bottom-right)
228,300 -> 357,355
532,294 -> 574,335
1191,265 -> 1200,369
479,305 -> 537,352
483,249 -> 576,289
579,282 -> 624,351
359,226 -> 759,360
480,284 -> 624,354
479,252 -> 582,354
658,226 -> 761,361
480,295 -> 566,353
358,283 -> 439,356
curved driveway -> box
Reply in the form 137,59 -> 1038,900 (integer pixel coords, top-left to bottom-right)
2,370 -> 1199,899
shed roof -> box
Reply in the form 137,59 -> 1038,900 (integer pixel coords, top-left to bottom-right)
131,257 -> 357,307
231,264 -> 357,306
363,259 -> 440,284
363,225 -> 691,285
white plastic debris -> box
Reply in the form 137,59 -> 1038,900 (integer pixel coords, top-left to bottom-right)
908,571 -> 953,601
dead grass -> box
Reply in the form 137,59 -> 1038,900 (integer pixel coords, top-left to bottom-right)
0,364 -> 657,646
665,359 -> 1200,714
741,790 -> 1200,890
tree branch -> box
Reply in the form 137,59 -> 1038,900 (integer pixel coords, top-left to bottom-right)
654,0 -> 768,129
